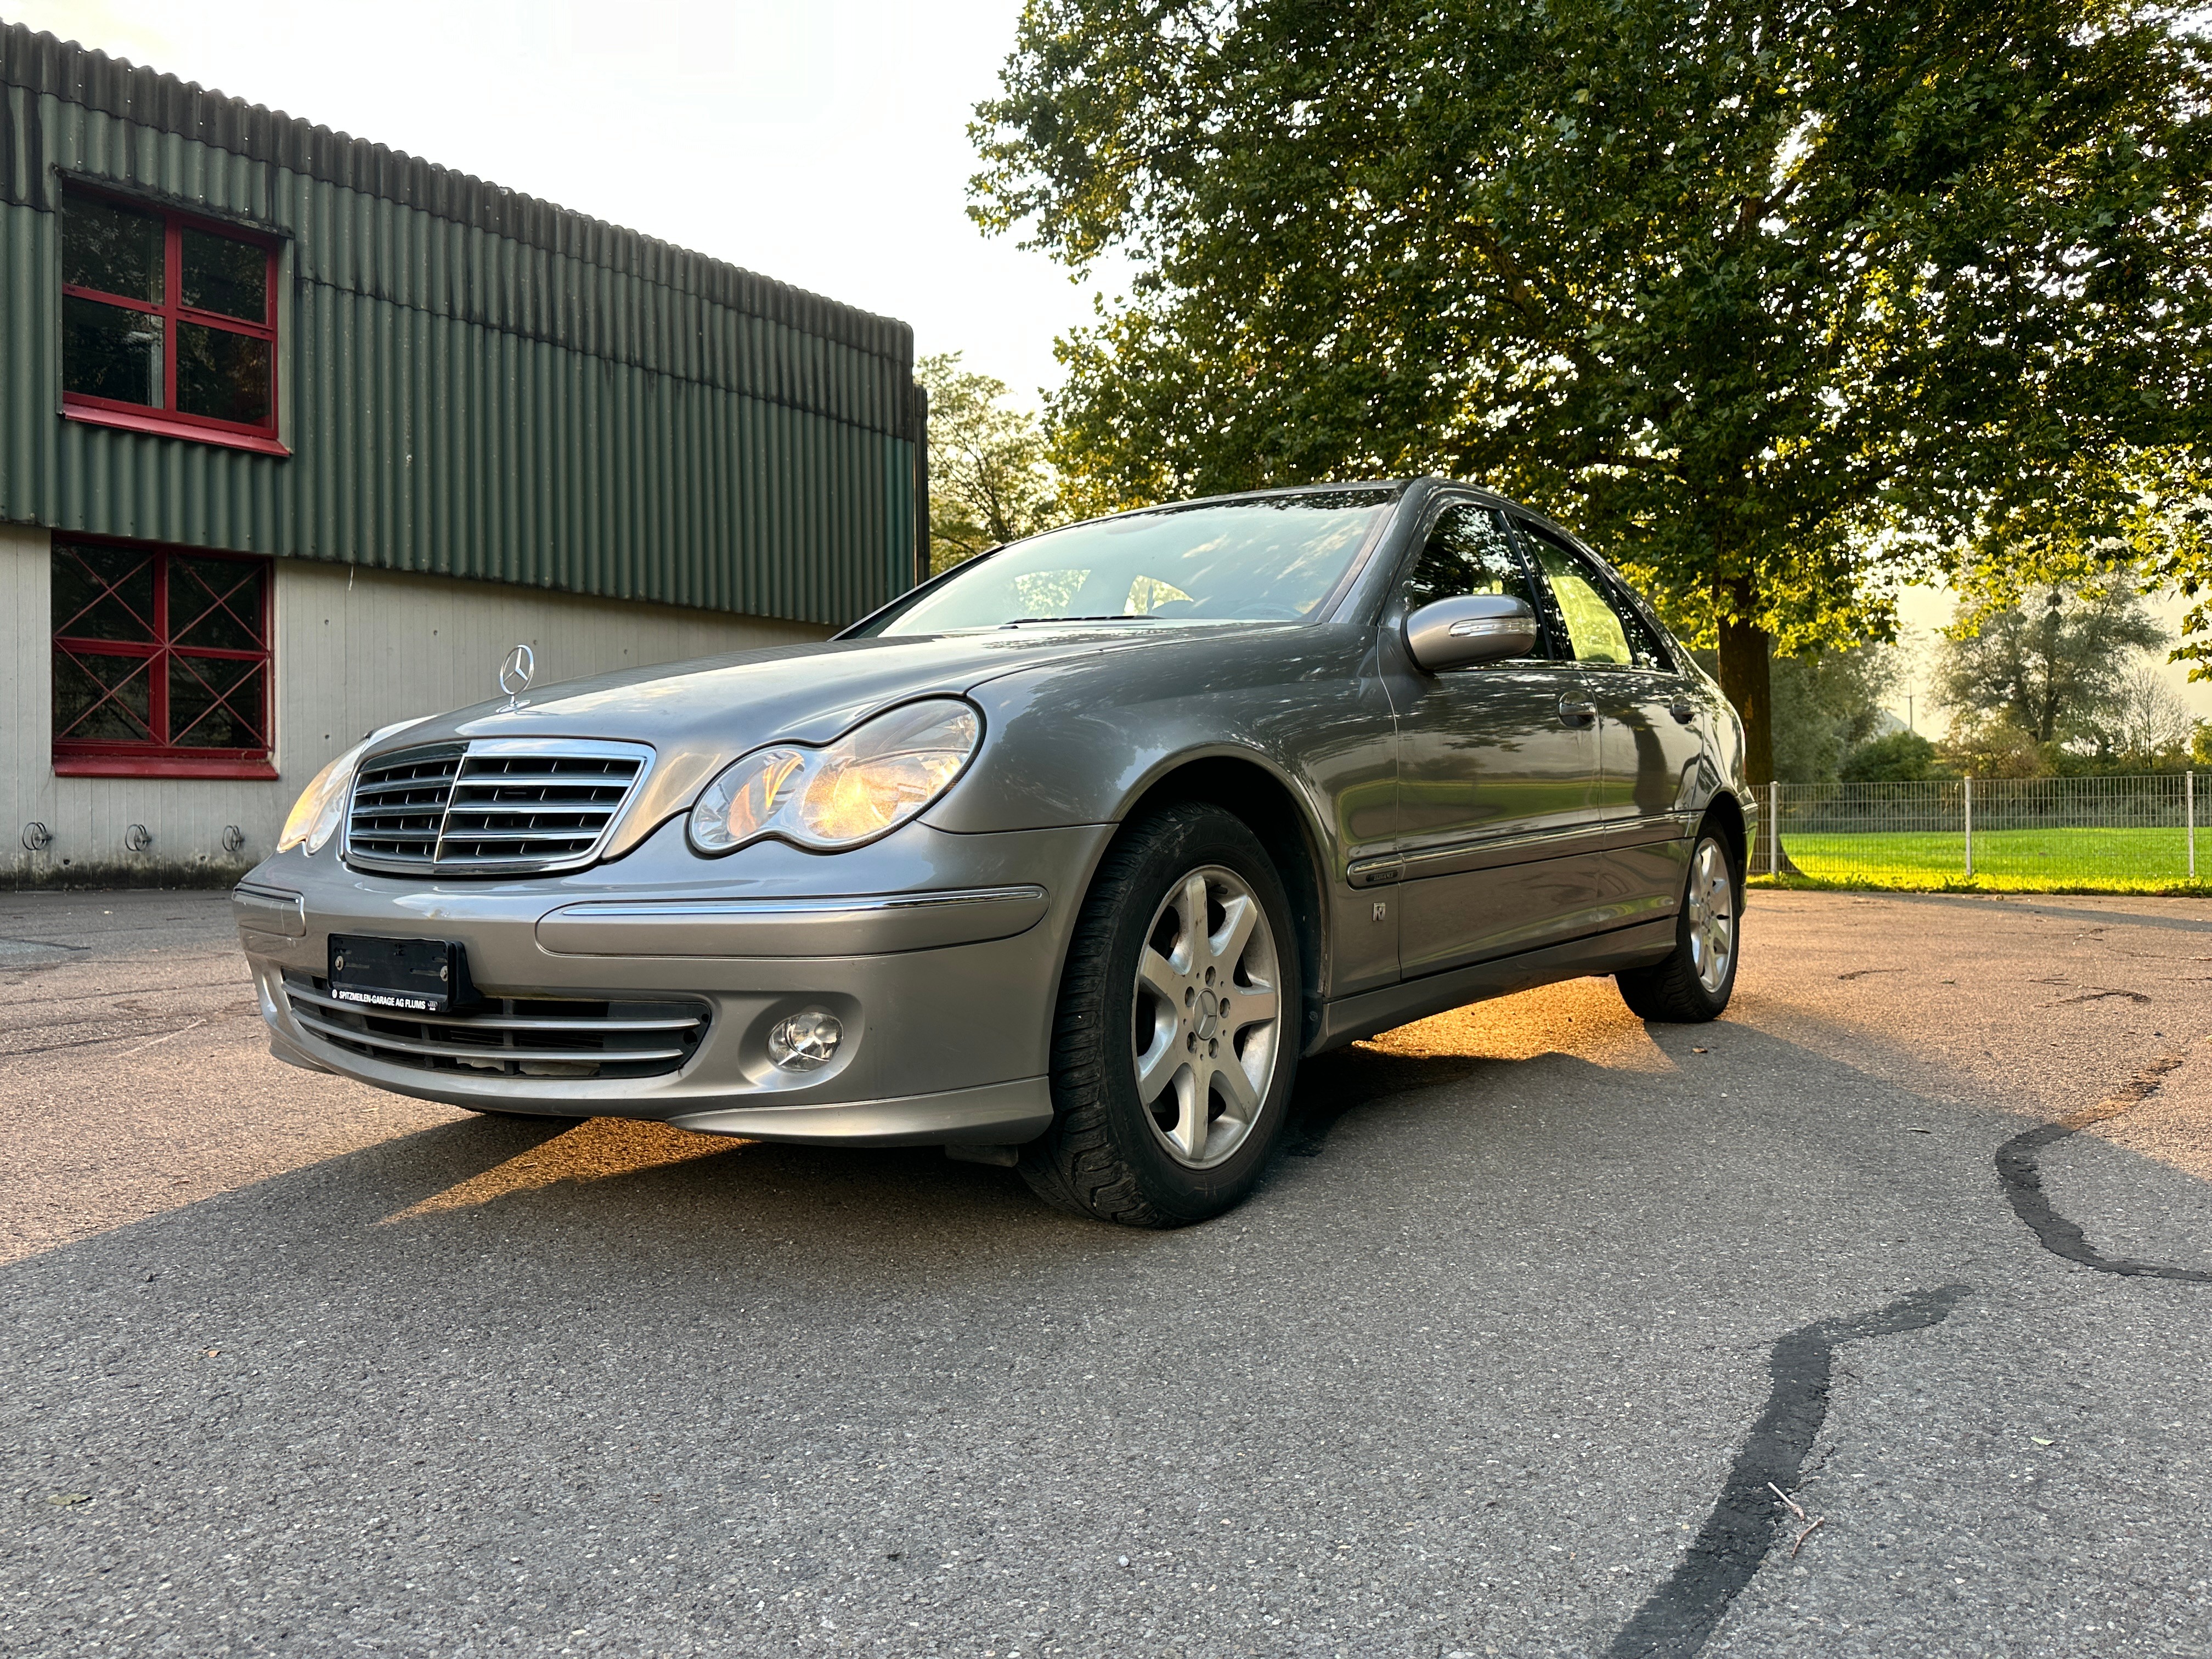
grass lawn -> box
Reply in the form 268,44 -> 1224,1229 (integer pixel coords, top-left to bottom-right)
1757,826 -> 2209,894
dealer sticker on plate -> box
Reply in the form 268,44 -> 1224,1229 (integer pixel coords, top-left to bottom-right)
328,934 -> 465,1014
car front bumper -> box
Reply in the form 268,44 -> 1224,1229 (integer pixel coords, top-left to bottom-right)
233,817 -> 1113,1144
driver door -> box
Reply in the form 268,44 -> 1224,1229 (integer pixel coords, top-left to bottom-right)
1380,500 -> 1609,978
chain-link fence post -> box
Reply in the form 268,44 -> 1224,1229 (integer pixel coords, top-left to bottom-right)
1963,775 -> 1974,878
1770,780 -> 1781,878
2190,771 -> 2197,882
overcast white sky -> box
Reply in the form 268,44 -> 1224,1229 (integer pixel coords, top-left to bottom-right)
10,0 -> 2207,721
7,0 -> 1107,406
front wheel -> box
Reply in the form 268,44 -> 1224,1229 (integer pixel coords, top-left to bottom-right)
1616,831 -> 1740,1022
1020,804 -> 1302,1227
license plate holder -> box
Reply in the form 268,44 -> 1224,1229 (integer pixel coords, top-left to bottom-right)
328,934 -> 467,1014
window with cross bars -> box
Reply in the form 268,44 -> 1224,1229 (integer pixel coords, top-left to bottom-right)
51,540 -> 276,778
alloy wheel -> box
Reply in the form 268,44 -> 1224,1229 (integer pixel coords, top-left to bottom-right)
1131,864 -> 1283,1169
1685,838 -> 1735,994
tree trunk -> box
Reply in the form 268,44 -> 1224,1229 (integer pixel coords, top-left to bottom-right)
1717,578 -> 1797,876
1717,581 -> 1775,786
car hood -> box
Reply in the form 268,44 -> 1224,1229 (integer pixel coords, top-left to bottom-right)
360,625 -> 1242,857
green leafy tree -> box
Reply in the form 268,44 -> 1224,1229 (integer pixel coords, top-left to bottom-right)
1839,730 -> 1943,783
1940,714 -> 2057,777
1771,645 -> 1901,783
918,352 -> 1062,574
1933,588 -> 2167,746
970,0 -> 2212,782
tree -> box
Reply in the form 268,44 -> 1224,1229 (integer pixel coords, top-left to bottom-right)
970,0 -> 2212,783
918,352 -> 1061,574
1933,588 -> 2166,745
1771,645 -> 1900,784
1839,730 -> 1943,783
2095,660 -> 2197,758
1942,714 -> 2055,777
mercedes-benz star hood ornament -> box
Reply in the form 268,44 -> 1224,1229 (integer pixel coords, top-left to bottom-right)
498,643 -> 535,710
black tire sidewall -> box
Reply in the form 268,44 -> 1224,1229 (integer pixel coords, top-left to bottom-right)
1080,808 -> 1302,1223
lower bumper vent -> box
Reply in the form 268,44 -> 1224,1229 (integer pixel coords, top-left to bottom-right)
283,974 -> 707,1080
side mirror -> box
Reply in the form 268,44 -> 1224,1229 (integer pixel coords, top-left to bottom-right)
1404,594 -> 1539,672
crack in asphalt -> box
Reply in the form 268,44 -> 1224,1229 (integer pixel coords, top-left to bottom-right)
1995,1052 -> 2211,1285
1604,1284 -> 1973,1659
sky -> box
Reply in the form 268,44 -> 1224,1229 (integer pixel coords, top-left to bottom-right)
10,0 -> 2207,726
5,0 -> 1109,406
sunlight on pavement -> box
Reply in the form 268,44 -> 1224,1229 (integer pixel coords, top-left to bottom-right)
1365,977 -> 1682,1071
2083,1037 -> 2212,1183
380,1116 -> 742,1223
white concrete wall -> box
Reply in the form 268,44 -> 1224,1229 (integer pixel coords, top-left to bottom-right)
2,524 -> 828,884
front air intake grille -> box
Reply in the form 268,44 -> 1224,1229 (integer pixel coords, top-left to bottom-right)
345,739 -> 653,877
283,974 -> 707,1080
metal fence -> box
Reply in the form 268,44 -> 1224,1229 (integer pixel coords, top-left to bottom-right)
1763,774 -> 2201,890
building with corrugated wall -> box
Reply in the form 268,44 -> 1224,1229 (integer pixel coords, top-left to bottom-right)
0,21 -> 926,886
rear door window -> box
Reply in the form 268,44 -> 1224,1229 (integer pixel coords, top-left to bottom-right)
1516,521 -> 1669,670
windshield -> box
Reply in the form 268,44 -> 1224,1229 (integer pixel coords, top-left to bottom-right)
864,489 -> 1398,636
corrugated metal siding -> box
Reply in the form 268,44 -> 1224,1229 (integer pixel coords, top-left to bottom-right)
0,24 -> 921,627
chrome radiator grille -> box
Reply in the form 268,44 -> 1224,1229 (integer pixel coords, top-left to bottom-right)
283,974 -> 707,1080
345,739 -> 652,876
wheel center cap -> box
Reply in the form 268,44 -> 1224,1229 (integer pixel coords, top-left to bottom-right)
1194,989 -> 1221,1039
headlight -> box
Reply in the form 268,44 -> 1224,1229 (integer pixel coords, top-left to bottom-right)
277,740 -> 367,855
689,698 -> 981,854
276,719 -> 429,856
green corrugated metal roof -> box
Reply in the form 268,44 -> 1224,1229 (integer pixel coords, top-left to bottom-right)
0,22 -> 923,625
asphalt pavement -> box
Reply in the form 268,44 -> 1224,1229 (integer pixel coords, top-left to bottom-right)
2,887 -> 2208,1657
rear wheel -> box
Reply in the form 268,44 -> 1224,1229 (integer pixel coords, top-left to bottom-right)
1616,831 -> 1739,1022
1019,804 -> 1301,1227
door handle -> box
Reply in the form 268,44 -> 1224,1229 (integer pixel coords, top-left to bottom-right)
1557,693 -> 1598,726
1668,697 -> 1698,725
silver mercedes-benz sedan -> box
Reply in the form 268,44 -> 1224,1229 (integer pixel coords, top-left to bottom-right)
235,478 -> 1752,1225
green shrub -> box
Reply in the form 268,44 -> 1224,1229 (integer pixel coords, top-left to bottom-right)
1838,730 -> 1941,782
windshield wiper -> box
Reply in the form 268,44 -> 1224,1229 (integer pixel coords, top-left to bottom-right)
997,613 -> 1155,627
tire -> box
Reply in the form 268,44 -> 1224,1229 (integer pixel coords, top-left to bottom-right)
1617,830 -> 1740,1022
1019,803 -> 1303,1227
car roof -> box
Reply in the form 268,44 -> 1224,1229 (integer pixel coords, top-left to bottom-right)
1113,477 -> 1588,551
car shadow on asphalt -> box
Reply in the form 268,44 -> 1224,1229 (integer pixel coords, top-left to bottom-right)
14,1014 -> 2206,1321
1284,1046 -> 1481,1155
1873,893 -> 2212,934
10,1033 -> 1626,1315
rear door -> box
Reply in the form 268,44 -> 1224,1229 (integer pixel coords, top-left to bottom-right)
1513,520 -> 1706,912
1380,499 -> 1610,977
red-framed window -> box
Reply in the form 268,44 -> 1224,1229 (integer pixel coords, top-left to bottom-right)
51,539 -> 278,780
60,184 -> 286,456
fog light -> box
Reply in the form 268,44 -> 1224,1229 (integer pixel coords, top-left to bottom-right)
768,1009 -> 843,1071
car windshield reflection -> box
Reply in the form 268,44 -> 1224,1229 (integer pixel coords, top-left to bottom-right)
865,488 -> 1399,636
